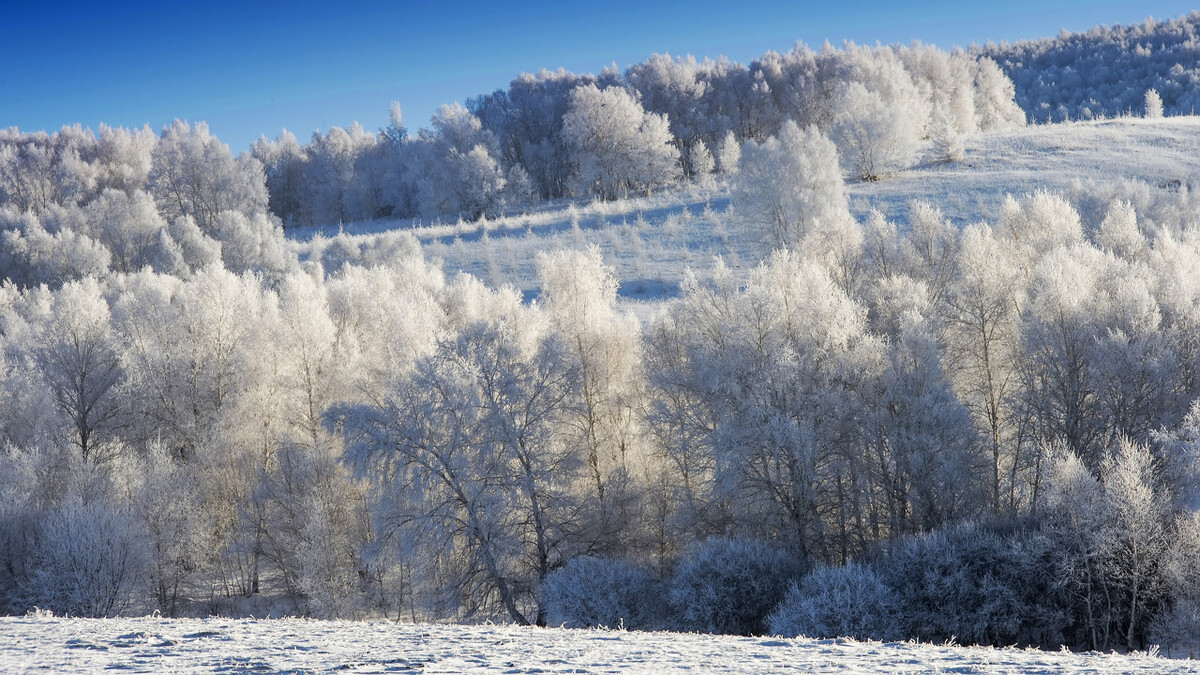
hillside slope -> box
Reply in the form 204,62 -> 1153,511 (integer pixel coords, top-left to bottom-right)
288,116 -> 1200,311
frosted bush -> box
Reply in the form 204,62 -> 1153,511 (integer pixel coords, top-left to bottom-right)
768,562 -> 896,640
881,522 -> 1064,647
1148,512 -> 1200,656
541,557 -> 664,630
668,538 -> 802,636
0,498 -> 36,614
25,499 -> 148,617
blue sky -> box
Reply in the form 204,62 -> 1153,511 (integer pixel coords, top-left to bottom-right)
2,1 -> 1196,151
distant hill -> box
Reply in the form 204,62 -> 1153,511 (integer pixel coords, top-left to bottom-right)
980,12 -> 1200,122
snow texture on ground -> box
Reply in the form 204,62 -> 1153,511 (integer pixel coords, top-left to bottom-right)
1,616 -> 1196,674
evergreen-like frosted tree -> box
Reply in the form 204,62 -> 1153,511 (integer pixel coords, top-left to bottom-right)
1144,89 -> 1164,118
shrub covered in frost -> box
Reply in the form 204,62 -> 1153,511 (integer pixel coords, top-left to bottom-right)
768,562 -> 896,640
881,521 -> 1065,647
541,556 -> 664,630
668,538 -> 802,636
23,499 -> 148,617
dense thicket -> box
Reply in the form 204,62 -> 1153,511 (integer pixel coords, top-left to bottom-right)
4,149 -> 1200,650
981,12 -> 1200,122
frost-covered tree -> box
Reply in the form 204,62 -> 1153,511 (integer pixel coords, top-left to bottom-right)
929,100 -> 964,163
252,130 -> 309,226
1144,89 -> 1164,119
874,309 -> 980,532
74,189 -> 168,274
1044,447 -> 1110,648
895,44 -> 979,136
561,84 -> 680,200
149,120 -> 267,232
649,252 -> 884,561
94,124 -> 155,197
733,120 -> 851,251
470,68 -> 600,199
319,259 -> 446,404
537,247 -> 644,551
942,224 -> 1024,512
0,208 -> 112,289
623,53 -> 713,158
832,81 -> 919,180
114,267 -> 271,460
34,278 -> 123,464
302,123 -> 377,226
688,139 -> 715,183
254,272 -> 368,618
830,44 -> 926,180
972,58 -> 1026,130
0,127 -> 95,214
339,307 -> 587,625
130,440 -> 210,616
1100,438 -> 1172,651
1017,231 -> 1172,471
413,104 -> 507,220
213,210 -> 295,279
1045,438 -> 1174,650
1152,511 -> 1200,656
716,130 -> 741,175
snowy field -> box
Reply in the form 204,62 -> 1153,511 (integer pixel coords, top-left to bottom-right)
287,116 -> 1200,315
1,616 -> 1196,674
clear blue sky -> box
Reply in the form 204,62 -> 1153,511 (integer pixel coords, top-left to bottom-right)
2,1 -> 1195,152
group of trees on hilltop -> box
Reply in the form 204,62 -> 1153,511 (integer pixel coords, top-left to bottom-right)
248,41 -> 1023,227
981,12 -> 1200,122
2,41 -> 1024,233
0,121 -> 293,290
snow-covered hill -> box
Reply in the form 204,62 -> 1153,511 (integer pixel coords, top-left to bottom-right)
980,12 -> 1200,123
287,116 -> 1200,315
1,616 -> 1195,674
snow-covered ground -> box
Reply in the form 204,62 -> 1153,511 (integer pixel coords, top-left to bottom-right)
286,116 -> 1200,318
1,616 -> 1196,674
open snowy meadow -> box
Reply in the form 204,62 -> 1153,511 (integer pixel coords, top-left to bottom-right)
2,616 -> 1196,674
